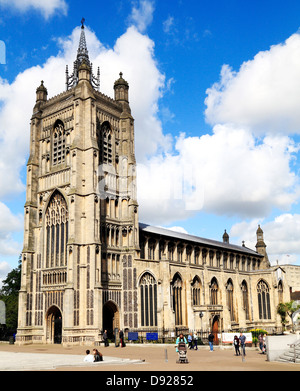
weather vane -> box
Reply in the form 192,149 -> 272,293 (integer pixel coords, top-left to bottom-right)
81,18 -> 85,28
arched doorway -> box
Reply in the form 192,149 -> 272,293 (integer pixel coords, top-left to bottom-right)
211,315 -> 219,345
103,301 -> 119,340
46,306 -> 62,344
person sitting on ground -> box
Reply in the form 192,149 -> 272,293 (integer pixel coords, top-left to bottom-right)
93,348 -> 103,362
83,349 -> 94,362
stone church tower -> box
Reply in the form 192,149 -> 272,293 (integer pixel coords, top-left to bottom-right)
17,22 -> 139,344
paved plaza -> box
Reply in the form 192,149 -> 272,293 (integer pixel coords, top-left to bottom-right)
0,343 -> 299,371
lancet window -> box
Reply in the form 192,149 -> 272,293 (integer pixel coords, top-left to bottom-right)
210,278 -> 219,305
191,276 -> 201,306
241,280 -> 250,320
172,273 -> 183,325
226,279 -> 235,321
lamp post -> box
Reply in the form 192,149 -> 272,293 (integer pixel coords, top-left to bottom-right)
199,311 -> 203,342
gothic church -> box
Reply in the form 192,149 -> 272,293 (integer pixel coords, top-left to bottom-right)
16,22 -> 290,345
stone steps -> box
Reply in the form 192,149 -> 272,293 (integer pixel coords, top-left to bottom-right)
277,346 -> 300,364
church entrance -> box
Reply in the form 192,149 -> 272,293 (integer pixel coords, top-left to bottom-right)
212,315 -> 219,345
46,306 -> 62,344
103,301 -> 119,340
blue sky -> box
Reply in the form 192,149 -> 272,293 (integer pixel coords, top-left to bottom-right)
0,0 -> 300,281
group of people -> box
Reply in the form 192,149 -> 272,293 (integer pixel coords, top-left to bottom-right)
233,333 -> 247,356
177,331 -> 251,356
103,329 -> 126,347
187,332 -> 199,350
83,348 -> 103,363
176,332 -> 199,351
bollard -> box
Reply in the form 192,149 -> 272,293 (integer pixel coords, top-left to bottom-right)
165,348 -> 168,362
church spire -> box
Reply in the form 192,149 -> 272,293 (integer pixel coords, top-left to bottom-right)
65,19 -> 100,91
76,18 -> 90,69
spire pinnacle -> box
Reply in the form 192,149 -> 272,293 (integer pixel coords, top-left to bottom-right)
77,20 -> 90,68
65,19 -> 100,91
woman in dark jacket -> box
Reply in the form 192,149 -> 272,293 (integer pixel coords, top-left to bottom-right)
234,335 -> 240,356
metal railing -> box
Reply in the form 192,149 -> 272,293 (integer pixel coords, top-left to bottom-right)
288,340 -> 300,363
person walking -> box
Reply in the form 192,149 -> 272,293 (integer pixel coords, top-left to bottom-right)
193,332 -> 198,350
239,332 -> 246,356
208,332 -> 214,352
233,335 -> 240,356
188,333 -> 193,349
258,333 -> 264,353
119,329 -> 125,347
103,330 -> 109,347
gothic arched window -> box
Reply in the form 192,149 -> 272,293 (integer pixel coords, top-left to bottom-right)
191,276 -> 201,306
210,278 -> 218,305
140,273 -> 157,327
257,280 -> 271,320
52,120 -> 66,166
45,191 -> 68,269
241,280 -> 250,320
172,273 -> 183,325
99,121 -> 113,164
226,279 -> 235,321
278,280 -> 283,304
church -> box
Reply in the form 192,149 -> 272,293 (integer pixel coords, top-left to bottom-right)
16,22 -> 290,345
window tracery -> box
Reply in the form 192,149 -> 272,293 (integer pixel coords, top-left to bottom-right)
140,273 -> 157,327
45,191 -> 68,269
52,121 -> 66,166
257,280 -> 271,319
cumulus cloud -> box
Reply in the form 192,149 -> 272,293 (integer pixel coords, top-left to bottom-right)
0,261 -> 12,289
0,202 -> 22,258
205,33 -> 300,135
138,124 -> 300,224
230,214 -> 300,265
0,0 -> 68,18
128,0 -> 155,33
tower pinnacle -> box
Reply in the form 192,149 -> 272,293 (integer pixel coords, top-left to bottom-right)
65,19 -> 100,91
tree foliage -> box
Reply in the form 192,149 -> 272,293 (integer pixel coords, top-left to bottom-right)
277,301 -> 300,330
0,258 -> 21,331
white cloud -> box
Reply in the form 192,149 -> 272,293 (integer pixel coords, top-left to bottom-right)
0,202 -> 22,258
128,0 -> 155,33
138,125 -> 300,224
230,214 -> 300,265
0,260 -> 12,289
163,16 -> 175,34
205,33 -> 300,135
0,0 -> 68,18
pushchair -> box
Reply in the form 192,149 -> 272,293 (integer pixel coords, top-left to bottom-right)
176,341 -> 189,363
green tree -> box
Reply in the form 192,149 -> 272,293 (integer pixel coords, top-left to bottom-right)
0,258 -> 21,331
277,301 -> 300,332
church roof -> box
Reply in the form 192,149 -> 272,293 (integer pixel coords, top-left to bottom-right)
139,223 -> 262,257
